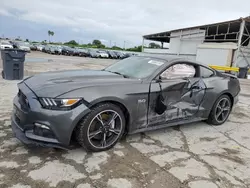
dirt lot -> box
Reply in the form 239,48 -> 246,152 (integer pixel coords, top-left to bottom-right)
0,52 -> 250,188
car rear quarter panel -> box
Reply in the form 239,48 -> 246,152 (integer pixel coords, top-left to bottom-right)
201,75 -> 240,118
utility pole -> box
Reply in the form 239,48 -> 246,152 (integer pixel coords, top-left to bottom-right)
141,37 -> 145,52
109,40 -> 111,47
123,41 -> 126,50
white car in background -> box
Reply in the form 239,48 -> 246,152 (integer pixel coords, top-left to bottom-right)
0,41 -> 13,49
37,45 -> 44,51
97,50 -> 109,58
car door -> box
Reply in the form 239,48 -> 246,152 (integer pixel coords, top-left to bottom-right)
147,63 -> 207,126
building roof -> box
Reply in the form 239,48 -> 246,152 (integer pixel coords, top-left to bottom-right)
143,16 -> 250,43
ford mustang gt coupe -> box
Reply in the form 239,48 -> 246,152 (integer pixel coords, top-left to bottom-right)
11,56 -> 240,152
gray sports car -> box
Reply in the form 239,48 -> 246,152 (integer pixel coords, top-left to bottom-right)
11,56 -> 240,152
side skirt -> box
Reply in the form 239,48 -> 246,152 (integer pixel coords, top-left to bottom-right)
128,117 -> 207,135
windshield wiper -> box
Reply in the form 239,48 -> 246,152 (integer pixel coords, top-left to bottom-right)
105,70 -> 130,78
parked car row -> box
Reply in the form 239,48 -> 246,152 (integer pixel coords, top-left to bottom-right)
0,40 -> 137,59
37,44 -> 136,59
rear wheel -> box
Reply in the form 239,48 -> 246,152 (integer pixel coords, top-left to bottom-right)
207,95 -> 232,125
76,103 -> 125,152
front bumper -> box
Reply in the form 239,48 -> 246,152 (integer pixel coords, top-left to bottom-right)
11,117 -> 68,149
11,82 -> 91,148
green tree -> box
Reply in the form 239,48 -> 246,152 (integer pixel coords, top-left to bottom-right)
111,46 -> 122,50
126,46 -> 143,52
25,39 -> 29,42
92,39 -> 102,46
99,44 -> 106,49
50,31 -> 54,40
48,30 -> 55,43
64,40 -> 78,46
48,30 -> 51,42
149,42 -> 161,48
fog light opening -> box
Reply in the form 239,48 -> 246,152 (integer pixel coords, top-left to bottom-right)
34,123 -> 50,130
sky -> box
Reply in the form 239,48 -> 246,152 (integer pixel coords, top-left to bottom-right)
0,0 -> 250,48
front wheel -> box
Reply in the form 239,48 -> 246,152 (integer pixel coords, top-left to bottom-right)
207,95 -> 232,125
76,103 -> 126,152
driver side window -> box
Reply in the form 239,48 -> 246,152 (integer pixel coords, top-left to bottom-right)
160,63 -> 196,80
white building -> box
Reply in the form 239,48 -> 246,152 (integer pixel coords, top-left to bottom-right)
142,17 -> 250,67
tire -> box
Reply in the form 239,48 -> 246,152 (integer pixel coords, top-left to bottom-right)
76,103 -> 126,152
207,94 -> 232,125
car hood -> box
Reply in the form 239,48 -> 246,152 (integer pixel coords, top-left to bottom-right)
23,70 -> 140,98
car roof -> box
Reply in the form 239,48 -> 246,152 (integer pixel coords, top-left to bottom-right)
136,54 -> 183,63
137,54 -> 207,67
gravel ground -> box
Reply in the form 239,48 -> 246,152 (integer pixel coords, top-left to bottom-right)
0,52 -> 250,188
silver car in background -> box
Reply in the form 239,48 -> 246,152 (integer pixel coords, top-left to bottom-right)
15,41 -> 31,52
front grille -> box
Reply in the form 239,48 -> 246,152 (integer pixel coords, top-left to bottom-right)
18,89 -> 29,110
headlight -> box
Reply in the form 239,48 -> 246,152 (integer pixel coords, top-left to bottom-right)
39,98 -> 81,110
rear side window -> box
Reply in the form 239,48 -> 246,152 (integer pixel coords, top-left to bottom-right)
200,66 -> 214,78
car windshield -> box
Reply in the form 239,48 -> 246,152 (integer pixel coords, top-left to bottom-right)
104,56 -> 165,79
